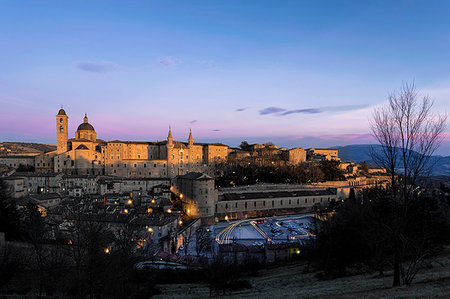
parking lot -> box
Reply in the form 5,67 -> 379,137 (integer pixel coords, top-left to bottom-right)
214,214 -> 316,245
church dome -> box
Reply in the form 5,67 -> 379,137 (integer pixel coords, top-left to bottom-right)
77,114 -> 95,131
77,122 -> 95,131
57,108 -> 66,115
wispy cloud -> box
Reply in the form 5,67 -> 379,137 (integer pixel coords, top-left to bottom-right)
212,129 -> 221,132
158,56 -> 179,67
236,107 -> 247,112
281,108 -> 321,115
189,120 -> 198,124
259,104 -> 368,116
259,107 -> 286,115
76,61 -> 122,73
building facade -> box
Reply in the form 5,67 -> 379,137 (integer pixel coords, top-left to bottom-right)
34,108 -> 229,178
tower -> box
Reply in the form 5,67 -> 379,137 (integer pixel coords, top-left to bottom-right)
56,107 -> 68,153
188,129 -> 194,148
167,126 -> 173,148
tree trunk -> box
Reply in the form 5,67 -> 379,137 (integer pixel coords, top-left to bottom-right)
393,250 -> 401,286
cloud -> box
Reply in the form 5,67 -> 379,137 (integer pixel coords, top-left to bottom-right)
76,61 -> 121,73
259,104 -> 369,116
212,129 -> 221,132
189,120 -> 198,124
235,107 -> 247,112
158,57 -> 179,67
259,107 -> 286,115
281,108 -> 322,115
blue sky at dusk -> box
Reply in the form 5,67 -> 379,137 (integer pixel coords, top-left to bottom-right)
1,1 -> 449,154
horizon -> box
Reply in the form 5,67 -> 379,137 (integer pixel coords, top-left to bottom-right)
1,1 -> 449,155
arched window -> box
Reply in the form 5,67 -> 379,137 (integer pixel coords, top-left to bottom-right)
60,126 -> 64,132
60,118 -> 63,123
83,134 -> 87,139
90,134 -> 93,140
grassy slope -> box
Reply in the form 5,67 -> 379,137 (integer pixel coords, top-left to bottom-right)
155,247 -> 450,298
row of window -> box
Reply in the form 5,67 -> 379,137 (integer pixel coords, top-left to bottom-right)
110,163 -> 165,168
223,197 -> 332,210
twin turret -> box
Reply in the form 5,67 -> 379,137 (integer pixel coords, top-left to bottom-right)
166,127 -> 194,148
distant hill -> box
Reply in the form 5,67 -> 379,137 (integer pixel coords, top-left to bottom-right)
334,144 -> 450,176
0,142 -> 56,156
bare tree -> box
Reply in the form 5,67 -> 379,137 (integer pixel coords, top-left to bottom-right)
195,227 -> 212,257
371,82 -> 447,286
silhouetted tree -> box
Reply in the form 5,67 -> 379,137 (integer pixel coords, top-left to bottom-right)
239,141 -> 252,151
371,82 -> 448,286
0,179 -> 22,240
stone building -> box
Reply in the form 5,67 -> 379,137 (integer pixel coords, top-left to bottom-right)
173,172 -> 218,224
307,148 -> 340,161
173,172 -> 337,222
34,108 -> 229,178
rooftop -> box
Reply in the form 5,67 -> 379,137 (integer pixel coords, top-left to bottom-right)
220,189 -> 336,201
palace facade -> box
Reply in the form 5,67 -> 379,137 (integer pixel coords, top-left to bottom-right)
35,108 -> 229,178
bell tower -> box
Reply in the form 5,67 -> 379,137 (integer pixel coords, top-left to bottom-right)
56,107 -> 68,154
188,129 -> 194,148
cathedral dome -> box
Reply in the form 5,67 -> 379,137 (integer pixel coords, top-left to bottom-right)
77,122 -> 95,131
77,114 -> 95,131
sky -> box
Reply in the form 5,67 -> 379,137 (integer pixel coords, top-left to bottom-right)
0,0 -> 449,155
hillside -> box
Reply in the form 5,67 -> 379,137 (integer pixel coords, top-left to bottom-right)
0,142 -> 56,156
335,144 -> 450,176
155,248 -> 450,298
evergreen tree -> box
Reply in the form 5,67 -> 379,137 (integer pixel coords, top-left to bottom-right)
0,179 -> 22,240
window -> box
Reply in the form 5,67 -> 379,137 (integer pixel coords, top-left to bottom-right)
154,164 -> 156,168
289,199 -> 291,205
272,201 -> 274,207
225,203 -> 228,209
297,199 -> 299,204
263,201 -> 266,206
305,198 -> 308,203
254,201 -> 256,207
245,202 -> 247,208
138,154 -> 140,159
235,202 -> 237,208
280,200 -> 283,206
60,118 -> 63,123
144,164 -> 146,167
134,164 -> 136,167
60,126 -> 64,132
